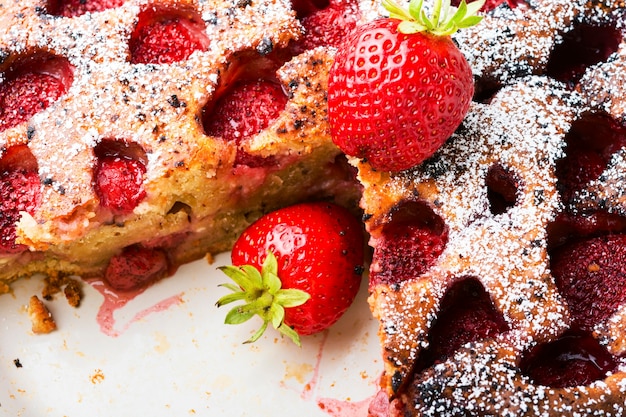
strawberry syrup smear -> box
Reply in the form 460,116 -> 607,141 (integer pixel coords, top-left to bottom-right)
86,277 -> 183,337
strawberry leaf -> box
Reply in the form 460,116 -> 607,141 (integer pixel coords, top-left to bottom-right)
277,323 -> 302,347
224,305 -> 256,324
244,321 -> 269,344
383,0 -> 485,37
217,250 -> 311,346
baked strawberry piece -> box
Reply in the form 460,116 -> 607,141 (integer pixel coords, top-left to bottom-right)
105,245 -> 169,291
0,146 -> 41,254
417,277 -> 509,370
93,141 -> 147,215
289,0 -> 360,55
520,329 -> 618,388
46,0 -> 126,17
556,112 -> 626,204
129,9 -> 210,65
546,22 -> 621,88
0,55 -> 74,133
369,201 -> 447,287
203,78 -> 287,167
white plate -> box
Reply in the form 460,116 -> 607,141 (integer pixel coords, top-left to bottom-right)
0,252 -> 381,417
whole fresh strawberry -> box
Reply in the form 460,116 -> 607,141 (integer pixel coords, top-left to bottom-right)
217,202 -> 365,346
327,0 -> 484,172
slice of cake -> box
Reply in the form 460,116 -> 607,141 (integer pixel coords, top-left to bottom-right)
358,0 -> 626,415
0,0 -> 374,294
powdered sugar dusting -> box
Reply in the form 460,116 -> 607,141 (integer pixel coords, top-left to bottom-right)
360,0 -> 626,414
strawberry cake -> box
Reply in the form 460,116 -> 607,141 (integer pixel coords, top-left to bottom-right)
4,0 -> 626,415
0,0 -> 370,294
360,0 -> 626,415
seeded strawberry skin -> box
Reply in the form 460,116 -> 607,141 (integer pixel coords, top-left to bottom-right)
328,19 -> 474,172
230,202 -> 365,335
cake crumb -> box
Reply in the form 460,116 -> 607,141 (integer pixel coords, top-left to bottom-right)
28,295 -> 57,334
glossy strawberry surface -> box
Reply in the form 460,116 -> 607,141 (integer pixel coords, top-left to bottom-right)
520,329 -> 618,388
230,202 -> 365,336
328,18 -> 474,172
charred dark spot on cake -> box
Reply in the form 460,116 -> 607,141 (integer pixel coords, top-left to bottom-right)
0,49 -> 9,65
45,0 -> 126,17
13,358 -> 22,368
391,370 -> 404,393
256,37 -> 274,56
128,5 -> 210,65
519,329 -> 618,388
236,0 -> 252,8
0,145 -> 42,254
93,139 -> 147,216
546,21 -> 621,88
369,200 -> 448,287
485,164 -> 520,215
415,277 -> 508,372
419,153 -> 448,179
0,52 -> 75,133
167,94 -> 185,108
556,111 -> 626,205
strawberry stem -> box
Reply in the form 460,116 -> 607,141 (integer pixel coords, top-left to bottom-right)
217,251 -> 311,346
383,0 -> 485,36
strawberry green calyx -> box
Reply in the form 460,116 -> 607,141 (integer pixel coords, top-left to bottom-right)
383,0 -> 486,36
217,251 -> 311,346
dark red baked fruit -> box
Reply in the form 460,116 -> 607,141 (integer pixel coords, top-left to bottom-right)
555,112 -> 626,203
369,201 -> 448,287
418,277 -> 509,369
46,0 -> 126,17
546,22 -> 621,88
0,56 -> 74,133
520,329 -> 618,388
289,0 -> 360,55
550,233 -> 626,332
203,79 -> 287,167
129,10 -> 210,65
0,146 -> 41,254
104,245 -> 169,291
